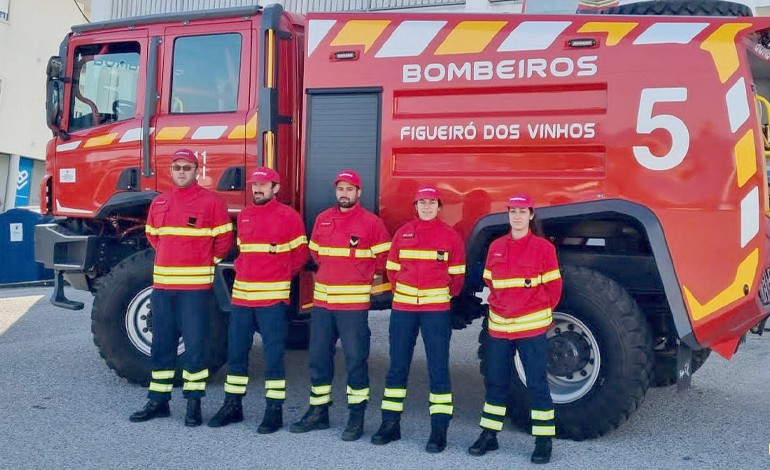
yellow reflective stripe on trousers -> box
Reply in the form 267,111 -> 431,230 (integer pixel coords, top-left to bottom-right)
149,382 -> 173,393
429,404 -> 454,415
266,390 -> 286,400
399,249 -> 447,261
532,409 -> 555,420
429,392 -> 452,403
152,370 -> 175,380
311,385 -> 332,395
265,379 -> 286,389
183,369 -> 210,382
483,402 -> 506,416
488,308 -> 552,333
371,242 -> 391,254
386,260 -> 402,271
384,388 -> 407,398
448,264 -> 465,275
211,222 -> 234,236
532,425 -> 556,436
480,417 -> 504,431
310,395 -> 331,405
224,383 -> 247,394
347,386 -> 370,404
227,375 -> 249,385
381,400 -> 404,412
184,382 -> 206,391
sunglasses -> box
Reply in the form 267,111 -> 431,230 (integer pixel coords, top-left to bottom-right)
171,164 -> 195,172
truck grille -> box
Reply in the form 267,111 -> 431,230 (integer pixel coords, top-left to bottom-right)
759,268 -> 770,306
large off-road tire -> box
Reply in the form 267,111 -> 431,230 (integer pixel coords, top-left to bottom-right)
479,266 -> 654,440
651,348 -> 711,386
91,249 -> 228,385
602,0 -> 752,16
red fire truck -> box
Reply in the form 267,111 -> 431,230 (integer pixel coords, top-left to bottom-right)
35,1 -> 770,438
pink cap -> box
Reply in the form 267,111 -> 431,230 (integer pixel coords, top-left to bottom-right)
508,193 -> 534,208
334,170 -> 362,188
414,185 -> 441,202
172,149 -> 198,164
247,167 -> 280,185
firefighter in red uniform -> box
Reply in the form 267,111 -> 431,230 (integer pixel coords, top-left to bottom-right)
370,185 -> 465,453
468,194 -> 562,464
207,167 -> 309,432
290,170 -> 391,441
130,149 -> 234,426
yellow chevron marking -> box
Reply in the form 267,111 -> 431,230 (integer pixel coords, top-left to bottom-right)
735,129 -> 757,188
229,113 -> 258,139
435,21 -> 507,55
331,20 -> 391,53
577,22 -> 637,46
683,248 -> 758,321
700,23 -> 751,84
84,133 -> 119,148
156,127 -> 190,141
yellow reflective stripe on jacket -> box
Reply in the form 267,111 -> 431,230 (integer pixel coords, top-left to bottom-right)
371,282 -> 391,294
491,275 -> 543,289
233,280 -> 291,291
394,282 -> 450,304
315,283 -> 372,294
146,224 -> 159,236
154,274 -> 215,285
232,278 -> 292,300
448,264 -> 465,275
308,240 -> 320,252
211,222 -> 234,236
399,249 -> 448,261
488,308 -> 553,333
393,293 -> 449,305
395,283 -> 449,297
483,269 -> 493,280
541,269 -> 561,283
371,242 -> 391,254
309,244 -> 381,258
154,265 -> 214,275
386,260 -> 401,271
152,226 -> 217,237
232,290 -> 290,301
314,292 -> 371,304
238,235 -> 307,254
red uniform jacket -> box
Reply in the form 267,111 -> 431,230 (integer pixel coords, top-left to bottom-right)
146,182 -> 234,290
483,231 -> 562,340
309,203 -> 391,310
386,218 -> 466,312
232,198 -> 309,307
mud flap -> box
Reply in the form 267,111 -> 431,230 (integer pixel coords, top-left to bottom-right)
675,341 -> 693,392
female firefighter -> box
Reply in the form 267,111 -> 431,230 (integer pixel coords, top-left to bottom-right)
370,185 -> 466,453
468,193 -> 562,464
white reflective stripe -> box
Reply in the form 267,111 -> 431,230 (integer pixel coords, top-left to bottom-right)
429,393 -> 452,403
265,379 -> 286,389
399,249 -> 447,261
346,386 -> 370,396
266,390 -> 286,400
480,417 -> 504,431
740,186 -> 760,248
154,265 -> 214,275
192,125 -> 227,140
149,382 -> 173,393
310,395 -> 332,405
183,369 -> 210,382
633,22 -> 708,45
386,260 -> 402,271
375,20 -> 446,58
726,77 -> 750,133
384,388 -> 407,398
184,382 -> 206,391
532,409 -> 555,421
483,269 -> 492,280
227,375 -> 249,385
448,265 -> 465,275
57,140 -> 82,151
152,370 -> 175,380
371,242 -> 391,254
381,400 -> 404,412
224,383 -> 247,394
541,269 -> 561,283
429,404 -> 454,415
308,19 -> 337,57
483,402 -> 506,416
498,21 -> 571,52
311,385 -> 332,395
532,425 -> 556,436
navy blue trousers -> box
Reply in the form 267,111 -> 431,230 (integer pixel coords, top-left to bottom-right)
308,308 -> 370,409
148,289 -> 209,401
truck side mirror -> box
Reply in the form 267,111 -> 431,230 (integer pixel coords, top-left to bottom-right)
45,56 -> 64,135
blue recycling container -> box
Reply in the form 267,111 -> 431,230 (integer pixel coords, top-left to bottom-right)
0,208 -> 54,284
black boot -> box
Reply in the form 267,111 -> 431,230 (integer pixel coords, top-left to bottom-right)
371,420 -> 401,445
207,397 -> 243,428
341,407 -> 365,441
468,429 -> 499,456
185,398 -> 202,427
289,405 -> 330,433
531,436 -> 552,464
257,402 -> 283,434
426,424 -> 448,453
129,400 -> 170,422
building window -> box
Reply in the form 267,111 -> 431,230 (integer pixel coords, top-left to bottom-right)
0,0 -> 9,21
170,33 -> 241,114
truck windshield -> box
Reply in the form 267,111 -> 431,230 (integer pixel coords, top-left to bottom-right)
69,42 -> 140,132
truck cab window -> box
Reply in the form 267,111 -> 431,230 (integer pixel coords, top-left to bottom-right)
69,42 -> 140,132
170,33 -> 241,114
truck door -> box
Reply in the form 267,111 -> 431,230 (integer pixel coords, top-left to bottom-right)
153,21 -> 252,209
54,31 -> 147,216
